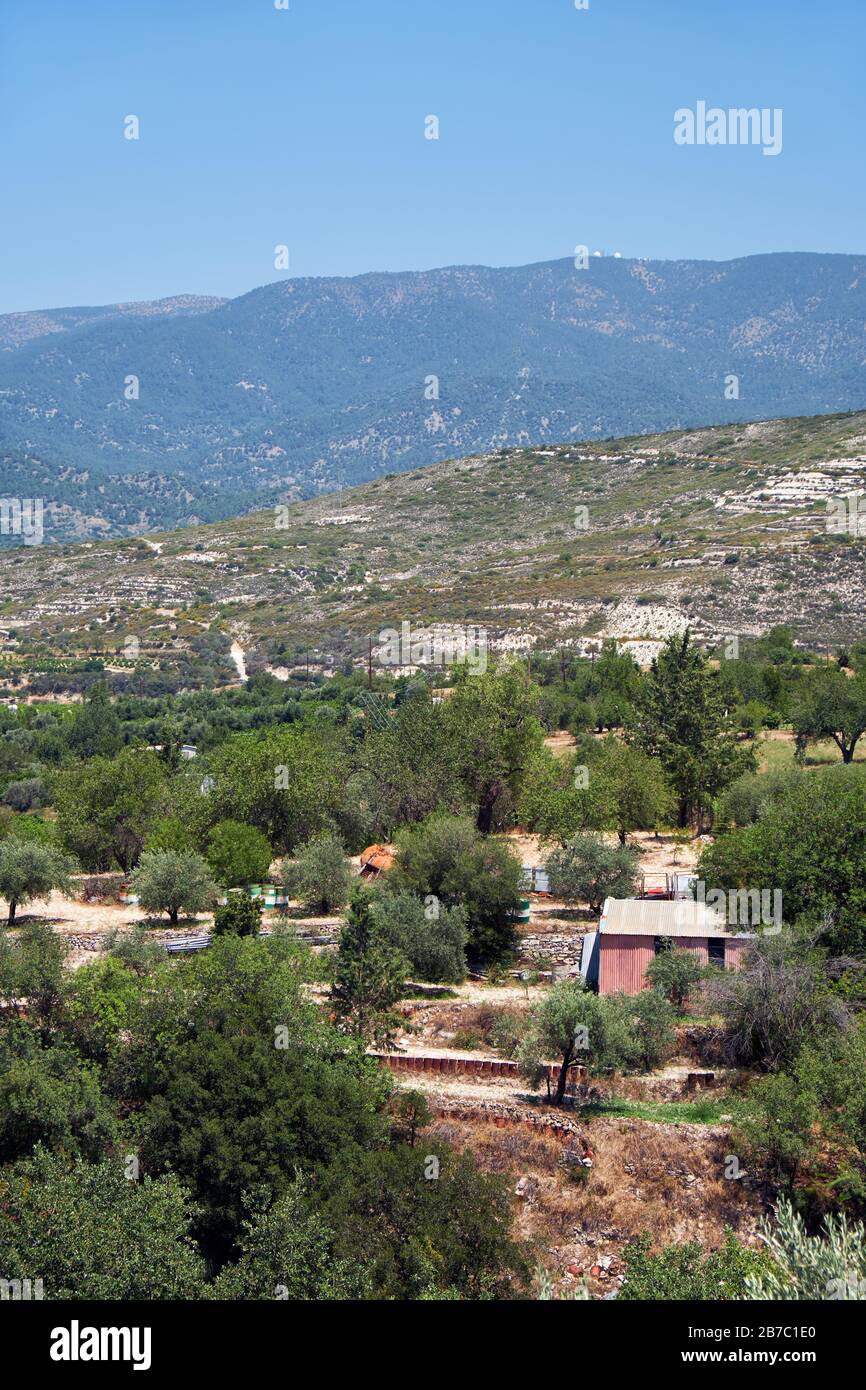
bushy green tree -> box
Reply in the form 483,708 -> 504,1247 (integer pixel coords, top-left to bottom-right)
390,1088 -> 432,1147
319,1144 -> 529,1300
0,922 -> 68,1028
372,889 -> 467,983
621,989 -> 678,1070
734,1067 -> 819,1187
594,736 -> 674,845
736,699 -> 770,739
734,1024 -> 866,1200
0,1036 -> 117,1163
206,819 -> 273,888
105,924 -> 165,976
331,887 -> 407,1047
0,839 -> 74,924
356,686 -> 462,836
446,662 -> 545,832
699,764 -> 866,954
129,849 -> 216,924
0,1151 -> 207,1299
62,955 -> 142,1062
204,726 -> 347,852
646,946 -> 706,1012
144,815 -> 197,853
517,746 -> 608,842
632,631 -> 752,829
517,979 -> 631,1105
390,813 -> 523,966
545,832 -> 639,912
137,1026 -> 385,1265
54,748 -> 168,871
293,830 -> 352,912
715,768 -> 801,829
128,933 -> 320,1073
65,683 -> 122,760
212,1184 -> 363,1300
792,667 -> 866,764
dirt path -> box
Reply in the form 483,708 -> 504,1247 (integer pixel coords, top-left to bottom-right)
229,640 -> 247,682
500,828 -> 702,876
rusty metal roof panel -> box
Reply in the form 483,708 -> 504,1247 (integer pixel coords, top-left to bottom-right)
598,897 -> 752,938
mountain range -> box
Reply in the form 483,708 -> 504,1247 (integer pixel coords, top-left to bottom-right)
2,252 -> 866,542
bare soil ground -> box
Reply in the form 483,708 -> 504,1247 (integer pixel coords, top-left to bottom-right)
501,827 -> 702,877
425,1110 -> 763,1296
543,731 -> 577,756
12,892 -> 341,968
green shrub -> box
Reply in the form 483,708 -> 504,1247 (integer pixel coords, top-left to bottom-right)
206,820 -> 273,889
645,947 -> 706,1012
293,831 -> 352,913
619,1230 -> 764,1300
372,889 -> 467,983
213,894 -> 263,937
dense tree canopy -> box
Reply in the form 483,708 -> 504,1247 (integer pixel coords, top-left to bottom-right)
390,813 -> 523,966
698,765 -> 866,954
632,632 -> 753,828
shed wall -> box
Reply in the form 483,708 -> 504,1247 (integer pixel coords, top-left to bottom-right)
599,934 -> 748,994
598,935 -> 655,995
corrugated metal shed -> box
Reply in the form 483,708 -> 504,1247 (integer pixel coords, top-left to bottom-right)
598,897 -> 753,939
599,935 -> 655,994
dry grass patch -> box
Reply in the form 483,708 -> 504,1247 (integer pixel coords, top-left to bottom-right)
426,1111 -> 765,1293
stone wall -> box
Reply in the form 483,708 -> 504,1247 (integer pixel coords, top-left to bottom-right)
518,931 -> 585,968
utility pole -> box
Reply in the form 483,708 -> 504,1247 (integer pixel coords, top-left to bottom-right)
368,636 -> 373,690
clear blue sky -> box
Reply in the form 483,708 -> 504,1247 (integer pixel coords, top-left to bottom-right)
1,0 -> 863,312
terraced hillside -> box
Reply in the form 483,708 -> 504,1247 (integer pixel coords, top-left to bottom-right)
2,409 -> 866,677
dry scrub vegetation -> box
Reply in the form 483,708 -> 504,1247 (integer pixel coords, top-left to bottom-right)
427,1112 -> 764,1294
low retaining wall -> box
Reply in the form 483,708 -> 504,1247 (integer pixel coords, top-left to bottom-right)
518,932 -> 584,968
373,1051 -> 542,1079
372,1051 -> 587,1085
428,1094 -> 591,1143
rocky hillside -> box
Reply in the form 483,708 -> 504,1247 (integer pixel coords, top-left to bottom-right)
2,253 -> 866,539
2,410 -> 865,675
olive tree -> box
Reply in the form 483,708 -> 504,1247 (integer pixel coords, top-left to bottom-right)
746,1200 -> 866,1301
0,839 -> 74,925
129,850 -> 216,925
545,833 -> 639,913
517,979 -> 631,1105
293,831 -> 353,913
